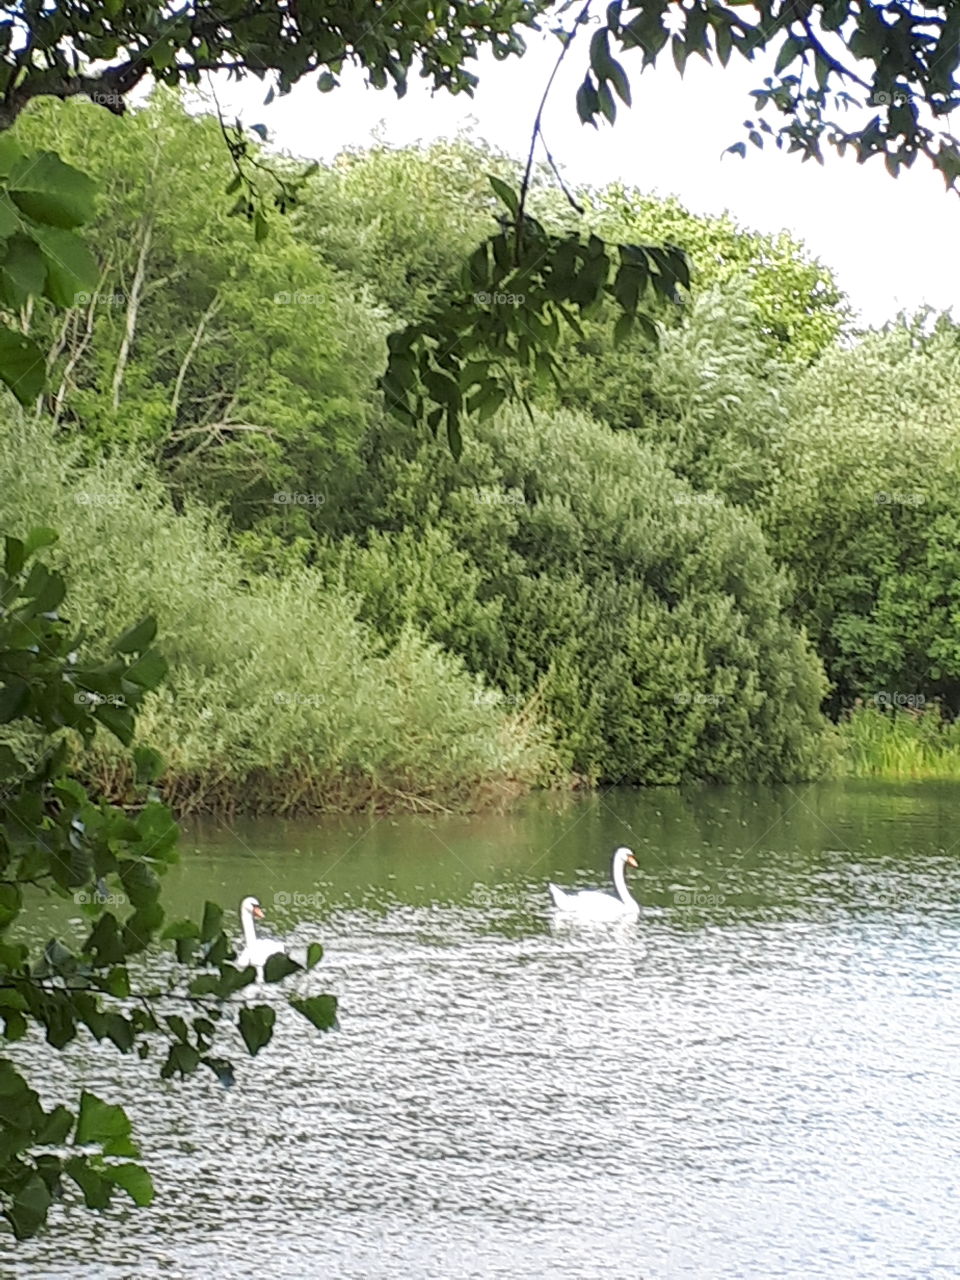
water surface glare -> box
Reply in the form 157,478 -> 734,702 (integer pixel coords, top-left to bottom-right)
9,782 -> 960,1278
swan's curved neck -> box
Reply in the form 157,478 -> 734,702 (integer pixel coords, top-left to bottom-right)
241,909 -> 258,949
612,859 -> 636,907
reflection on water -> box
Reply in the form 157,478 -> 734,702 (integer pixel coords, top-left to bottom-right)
9,781 -> 960,1279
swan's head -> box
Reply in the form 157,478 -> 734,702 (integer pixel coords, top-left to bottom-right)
240,895 -> 265,920
614,846 -> 638,869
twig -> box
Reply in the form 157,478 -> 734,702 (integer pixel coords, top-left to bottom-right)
516,4 -> 593,255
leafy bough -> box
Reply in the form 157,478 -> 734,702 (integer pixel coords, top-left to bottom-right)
380,174 -> 690,457
0,530 -> 337,1240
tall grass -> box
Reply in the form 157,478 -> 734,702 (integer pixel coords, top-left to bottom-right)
839,703 -> 960,779
0,417 -> 557,813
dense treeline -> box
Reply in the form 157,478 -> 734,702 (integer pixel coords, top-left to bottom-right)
4,89 -> 959,808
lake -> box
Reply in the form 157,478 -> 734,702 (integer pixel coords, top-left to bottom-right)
8,780 -> 960,1278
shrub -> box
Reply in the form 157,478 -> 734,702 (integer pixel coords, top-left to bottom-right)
0,415 -> 555,812
329,405 -> 831,783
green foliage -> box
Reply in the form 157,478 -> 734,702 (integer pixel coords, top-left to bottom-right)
583,0 -> 960,190
643,285 -> 790,509
0,531 -> 337,1239
573,187 -> 848,363
765,315 -> 960,711
839,703 -> 960,779
15,93 -> 385,532
298,136 -> 525,323
330,405 -> 831,784
0,416 -> 554,813
0,137 -> 98,404
0,0 -> 546,130
381,179 -> 689,457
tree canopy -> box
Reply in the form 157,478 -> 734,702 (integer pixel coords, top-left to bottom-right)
1,1 -> 959,441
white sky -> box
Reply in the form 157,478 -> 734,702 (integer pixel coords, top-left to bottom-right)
209,30 -> 959,327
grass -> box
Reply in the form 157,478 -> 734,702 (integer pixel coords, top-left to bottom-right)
838,703 -> 960,779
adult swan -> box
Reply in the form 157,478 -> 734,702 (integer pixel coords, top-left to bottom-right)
237,896 -> 286,979
548,847 -> 640,920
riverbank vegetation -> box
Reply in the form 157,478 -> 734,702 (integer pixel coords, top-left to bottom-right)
5,90 -> 960,810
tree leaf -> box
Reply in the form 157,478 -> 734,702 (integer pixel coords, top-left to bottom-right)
488,175 -> 519,217
105,1162 -> 154,1207
0,323 -> 45,404
8,151 -> 97,229
263,951 -> 302,982
30,225 -> 98,306
113,616 -> 157,654
290,993 -> 338,1032
238,1005 -> 276,1055
75,1091 -> 137,1157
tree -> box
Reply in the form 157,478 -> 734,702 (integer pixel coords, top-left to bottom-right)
15,92 -> 384,534
2,1 -> 959,443
323,402 -> 831,784
0,529 -> 338,1239
765,314 -> 960,713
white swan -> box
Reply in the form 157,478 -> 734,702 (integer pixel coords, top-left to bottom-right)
548,846 -> 640,920
236,896 -> 285,978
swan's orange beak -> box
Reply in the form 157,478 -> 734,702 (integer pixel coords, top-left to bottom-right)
253,904 -> 265,919
626,855 -> 638,868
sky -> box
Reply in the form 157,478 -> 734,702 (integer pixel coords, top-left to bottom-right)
208,29 -> 959,327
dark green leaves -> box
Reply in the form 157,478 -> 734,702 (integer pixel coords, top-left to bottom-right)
7,152 -> 96,229
0,143 -> 98,404
5,1173 -> 52,1239
238,1005 -> 276,1055
291,994 -> 339,1032
381,223 -> 687,448
488,175 -> 519,218
0,326 -> 44,404
0,532 -> 339,1242
113,616 -> 157,654
76,1091 -> 138,1157
263,951 -> 302,983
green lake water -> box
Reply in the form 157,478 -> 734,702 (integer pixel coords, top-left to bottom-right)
8,780 -> 960,1278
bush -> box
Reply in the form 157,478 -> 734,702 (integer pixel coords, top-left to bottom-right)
0,415 -> 555,812
327,404 -> 831,783
766,315 -> 960,712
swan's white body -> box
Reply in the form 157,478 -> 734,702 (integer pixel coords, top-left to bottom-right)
237,896 -> 285,978
548,847 -> 640,920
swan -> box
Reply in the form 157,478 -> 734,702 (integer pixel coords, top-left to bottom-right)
236,896 -> 285,978
548,846 -> 640,920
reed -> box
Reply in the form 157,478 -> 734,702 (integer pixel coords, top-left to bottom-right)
838,703 -> 960,779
